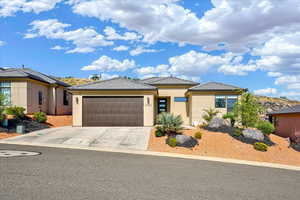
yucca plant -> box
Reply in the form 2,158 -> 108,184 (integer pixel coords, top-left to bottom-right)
202,108 -> 220,124
156,112 -> 183,135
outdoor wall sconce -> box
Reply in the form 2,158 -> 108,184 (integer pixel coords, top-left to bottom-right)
147,97 -> 150,105
76,97 -> 79,104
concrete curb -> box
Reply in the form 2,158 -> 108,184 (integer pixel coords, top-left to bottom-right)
1,141 -> 300,171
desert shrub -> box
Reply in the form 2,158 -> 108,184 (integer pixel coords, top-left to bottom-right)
167,137 -> 177,147
233,128 -> 242,137
194,132 -> 203,139
202,108 -> 220,124
33,112 -> 47,123
255,120 -> 275,135
223,112 -> 236,127
253,142 -> 268,152
156,112 -> 183,135
4,106 -> 25,120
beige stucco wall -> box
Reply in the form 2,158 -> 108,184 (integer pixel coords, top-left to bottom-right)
70,91 -> 156,127
55,87 -> 72,115
27,81 -> 49,114
189,91 -> 240,125
11,81 -> 28,111
157,87 -> 190,125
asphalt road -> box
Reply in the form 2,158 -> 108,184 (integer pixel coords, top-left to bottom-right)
0,144 -> 299,200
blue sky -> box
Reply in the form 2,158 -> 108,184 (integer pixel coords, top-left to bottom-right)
1,0 -> 300,99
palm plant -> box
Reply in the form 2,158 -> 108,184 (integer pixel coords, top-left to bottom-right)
156,112 -> 183,135
202,108 -> 220,124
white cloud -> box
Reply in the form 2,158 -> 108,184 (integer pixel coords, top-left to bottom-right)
254,88 -> 277,95
50,45 -> 65,50
112,45 -> 129,51
104,26 -> 140,41
101,73 -> 119,80
218,64 -> 258,76
69,0 -> 300,52
129,46 -> 161,56
267,72 -> 282,77
81,55 -> 136,72
0,0 -> 62,17
25,19 -> 113,53
0,40 -> 5,46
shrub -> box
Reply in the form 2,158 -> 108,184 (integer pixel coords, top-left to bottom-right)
223,112 -> 236,127
233,92 -> 264,128
194,132 -> 202,139
4,106 -> 25,120
156,112 -> 183,135
253,142 -> 268,152
167,137 -> 177,147
256,120 -> 275,135
202,108 -> 220,124
233,128 -> 242,137
33,112 -> 47,123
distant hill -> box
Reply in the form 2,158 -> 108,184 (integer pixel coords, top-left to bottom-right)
57,77 -> 94,86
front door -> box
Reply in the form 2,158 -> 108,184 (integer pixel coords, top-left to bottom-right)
158,98 -> 168,114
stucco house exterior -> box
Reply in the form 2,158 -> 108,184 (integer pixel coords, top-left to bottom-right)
268,105 -> 300,140
0,68 -> 72,115
69,77 -> 243,127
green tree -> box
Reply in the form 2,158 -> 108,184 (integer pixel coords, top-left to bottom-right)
233,92 -> 264,128
202,108 -> 220,124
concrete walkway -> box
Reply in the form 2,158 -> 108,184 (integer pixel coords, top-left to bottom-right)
1,127 -> 152,150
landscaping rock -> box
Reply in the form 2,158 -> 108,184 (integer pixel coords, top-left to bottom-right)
242,128 -> 264,141
175,134 -> 198,148
208,117 -> 230,129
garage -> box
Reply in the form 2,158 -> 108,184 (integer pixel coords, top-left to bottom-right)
82,96 -> 144,126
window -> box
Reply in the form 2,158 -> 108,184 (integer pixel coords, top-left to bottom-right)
174,97 -> 188,102
227,96 -> 238,112
0,82 -> 11,105
63,90 -> 69,105
38,91 -> 43,105
215,95 -> 226,108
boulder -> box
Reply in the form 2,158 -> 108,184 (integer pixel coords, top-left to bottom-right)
242,128 -> 264,141
208,117 -> 230,129
175,135 -> 198,148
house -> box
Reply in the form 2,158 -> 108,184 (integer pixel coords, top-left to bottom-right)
268,105 -> 300,140
0,68 -> 72,115
69,77 -> 243,127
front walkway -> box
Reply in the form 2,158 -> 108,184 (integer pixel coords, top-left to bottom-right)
1,127 -> 152,150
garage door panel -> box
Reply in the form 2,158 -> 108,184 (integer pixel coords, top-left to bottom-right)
83,97 -> 144,126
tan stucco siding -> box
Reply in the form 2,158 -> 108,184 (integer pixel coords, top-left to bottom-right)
55,87 -> 72,115
157,88 -> 190,125
27,81 -> 49,114
189,91 -> 240,125
70,90 -> 156,127
11,81 -> 28,111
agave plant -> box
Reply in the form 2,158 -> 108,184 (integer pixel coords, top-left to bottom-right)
202,108 -> 220,124
156,112 -> 183,135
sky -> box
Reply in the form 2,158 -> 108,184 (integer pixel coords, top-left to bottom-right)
1,0 -> 300,99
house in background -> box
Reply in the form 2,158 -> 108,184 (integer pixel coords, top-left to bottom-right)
268,105 -> 300,140
0,68 -> 72,115
69,77 -> 244,127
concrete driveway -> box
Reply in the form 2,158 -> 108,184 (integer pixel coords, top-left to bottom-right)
1,127 -> 152,150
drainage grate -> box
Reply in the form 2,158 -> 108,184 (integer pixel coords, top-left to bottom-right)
0,150 -> 41,157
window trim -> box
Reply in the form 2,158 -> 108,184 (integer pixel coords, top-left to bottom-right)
215,95 -> 226,108
0,81 -> 11,105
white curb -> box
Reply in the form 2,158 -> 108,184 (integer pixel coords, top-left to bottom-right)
1,141 -> 300,171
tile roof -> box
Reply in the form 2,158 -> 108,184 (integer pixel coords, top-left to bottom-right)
0,68 -> 70,87
268,105 -> 300,115
188,82 -> 243,91
141,77 -> 198,85
69,77 -> 157,90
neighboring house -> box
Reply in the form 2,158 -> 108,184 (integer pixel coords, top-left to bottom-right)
268,105 -> 300,140
69,77 -> 243,127
0,68 -> 72,115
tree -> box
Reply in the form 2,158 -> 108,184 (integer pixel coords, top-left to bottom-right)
90,74 -> 101,81
202,108 -> 220,124
233,92 -> 264,128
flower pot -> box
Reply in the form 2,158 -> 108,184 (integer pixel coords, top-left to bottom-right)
16,124 -> 25,134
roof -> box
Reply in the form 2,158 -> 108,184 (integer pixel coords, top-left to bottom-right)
188,82 -> 243,91
141,77 -> 198,85
268,105 -> 300,115
69,77 -> 157,90
0,68 -> 70,87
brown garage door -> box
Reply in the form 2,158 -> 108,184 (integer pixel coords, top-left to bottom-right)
82,96 -> 144,126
